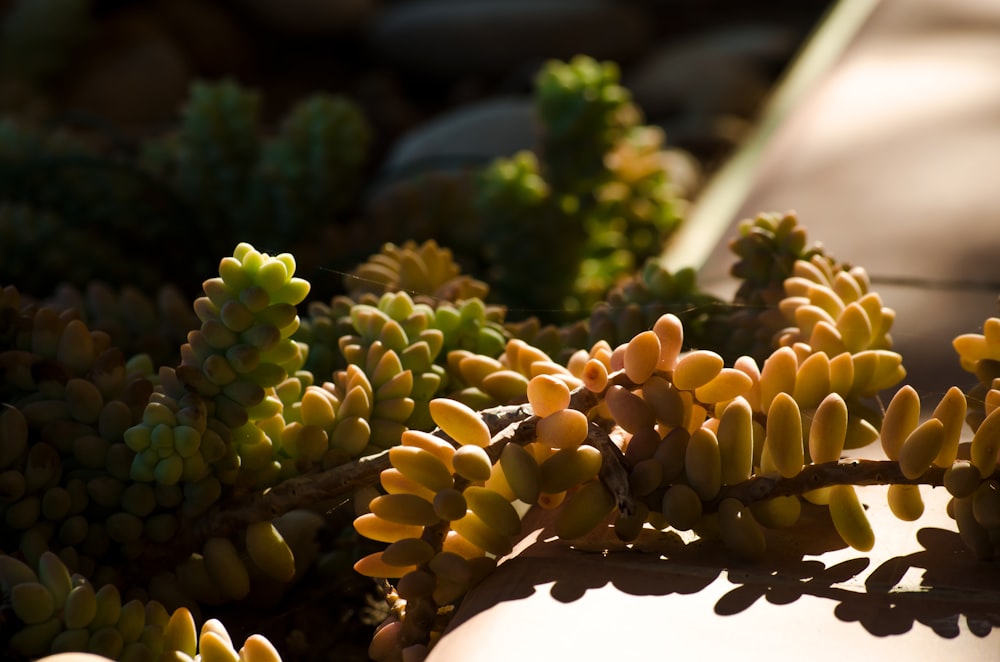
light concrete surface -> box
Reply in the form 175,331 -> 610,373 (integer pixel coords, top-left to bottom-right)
426,1 -> 1000,659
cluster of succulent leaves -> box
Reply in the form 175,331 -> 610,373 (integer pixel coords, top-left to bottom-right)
3,205 -> 1000,660
724,211 -> 830,363
345,225 -> 1000,657
6,39 -> 989,658
0,236 -> 540,659
302,207 -> 830,395
7,6 -> 993,659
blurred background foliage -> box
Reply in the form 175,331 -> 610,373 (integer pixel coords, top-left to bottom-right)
0,0 -> 831,318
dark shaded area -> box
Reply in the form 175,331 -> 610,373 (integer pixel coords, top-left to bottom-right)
442,507 -> 999,652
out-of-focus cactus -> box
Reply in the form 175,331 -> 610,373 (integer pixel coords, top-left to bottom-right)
171,79 -> 262,236
0,118 -> 199,293
254,94 -> 371,244
473,56 -> 692,322
475,150 -> 584,320
534,55 -> 639,196
575,126 -> 687,309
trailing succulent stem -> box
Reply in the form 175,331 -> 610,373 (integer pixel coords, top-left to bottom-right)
2,211 -> 1000,662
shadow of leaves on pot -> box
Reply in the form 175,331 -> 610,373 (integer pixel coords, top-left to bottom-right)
441,499 -> 999,644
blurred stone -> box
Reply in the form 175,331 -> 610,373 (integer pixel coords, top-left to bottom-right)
59,10 -> 192,130
379,96 -> 536,185
152,0 -> 255,77
369,0 -> 652,76
236,0 -> 376,34
624,25 -> 790,120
